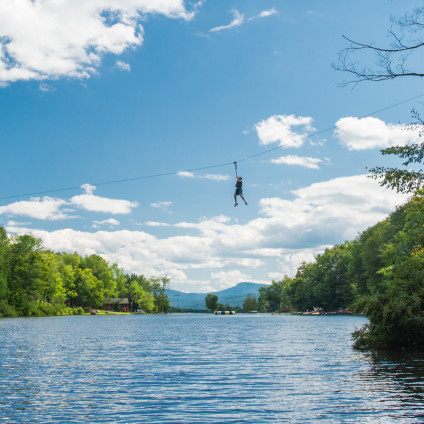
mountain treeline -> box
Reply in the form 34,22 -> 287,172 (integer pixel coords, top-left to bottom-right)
259,192 -> 424,349
204,292 -> 259,313
0,227 -> 170,317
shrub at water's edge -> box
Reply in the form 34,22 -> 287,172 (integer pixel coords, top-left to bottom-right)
0,299 -> 85,318
350,194 -> 424,350
352,250 -> 424,350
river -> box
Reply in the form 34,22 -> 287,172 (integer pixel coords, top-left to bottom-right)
1,314 -> 424,423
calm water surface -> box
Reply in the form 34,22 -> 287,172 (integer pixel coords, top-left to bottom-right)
1,314 -> 424,423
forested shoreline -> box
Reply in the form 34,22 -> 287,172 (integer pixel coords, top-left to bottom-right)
259,191 -> 424,349
2,191 -> 424,349
0,227 -> 170,317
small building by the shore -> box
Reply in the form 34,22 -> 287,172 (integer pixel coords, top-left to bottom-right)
104,298 -> 129,312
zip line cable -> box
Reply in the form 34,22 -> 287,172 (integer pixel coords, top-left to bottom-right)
0,161 -> 236,200
2,92 -> 424,202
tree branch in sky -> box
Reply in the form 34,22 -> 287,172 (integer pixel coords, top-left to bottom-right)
334,6 -> 424,86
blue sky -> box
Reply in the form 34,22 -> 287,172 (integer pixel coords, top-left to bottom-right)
1,0 -> 422,292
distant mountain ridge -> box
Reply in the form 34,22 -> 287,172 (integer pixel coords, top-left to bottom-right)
166,282 -> 267,310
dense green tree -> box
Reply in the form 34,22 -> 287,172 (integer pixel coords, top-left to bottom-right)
369,134 -> 424,195
243,294 -> 258,312
259,278 -> 292,312
333,6 -> 424,349
126,273 -> 151,292
357,227 -> 385,293
127,280 -> 154,312
315,244 -> 354,309
73,268 -> 104,308
351,192 -> 424,349
287,267 -> 314,312
60,251 -> 82,269
205,293 -> 219,312
120,273 -> 153,311
0,228 -> 177,316
110,264 -> 127,297
0,226 -> 10,300
83,254 -> 116,298
9,235 -> 48,313
346,239 -> 367,297
353,250 -> 424,350
59,263 -> 78,306
217,302 -> 232,311
42,251 -> 66,306
150,277 -> 170,313
134,286 -> 155,313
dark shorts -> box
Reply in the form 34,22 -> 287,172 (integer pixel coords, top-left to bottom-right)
235,187 -> 243,195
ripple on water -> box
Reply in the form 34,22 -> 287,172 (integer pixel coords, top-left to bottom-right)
1,314 -> 424,423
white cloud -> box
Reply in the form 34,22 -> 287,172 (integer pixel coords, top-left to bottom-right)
248,248 -> 285,257
175,215 -> 232,234
173,175 -> 406,253
238,258 -> 265,268
145,221 -> 171,227
6,220 -> 32,227
150,201 -> 173,209
309,138 -> 326,147
0,184 -> 138,220
92,218 -> 120,228
6,226 -> 217,283
116,60 -> 130,71
248,8 -> 278,21
71,184 -> 138,214
210,10 -> 244,33
177,171 -> 230,181
81,184 -> 96,195
267,272 -> 283,280
258,9 -> 278,18
6,175 -> 408,292
172,278 -> 215,294
273,249 -> 324,278
39,83 -> 55,92
270,155 -> 323,169
0,197 -> 70,220
0,0 -> 194,84
209,8 -> 276,33
211,270 -> 252,290
177,171 -> 195,178
257,175 -> 407,246
255,114 -> 315,148
334,117 -> 421,151
202,174 -> 230,181
0,185 -> 138,220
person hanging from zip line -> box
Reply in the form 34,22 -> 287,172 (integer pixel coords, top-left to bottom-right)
234,176 -> 247,207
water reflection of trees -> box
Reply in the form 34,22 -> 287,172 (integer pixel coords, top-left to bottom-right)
356,351 -> 424,420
